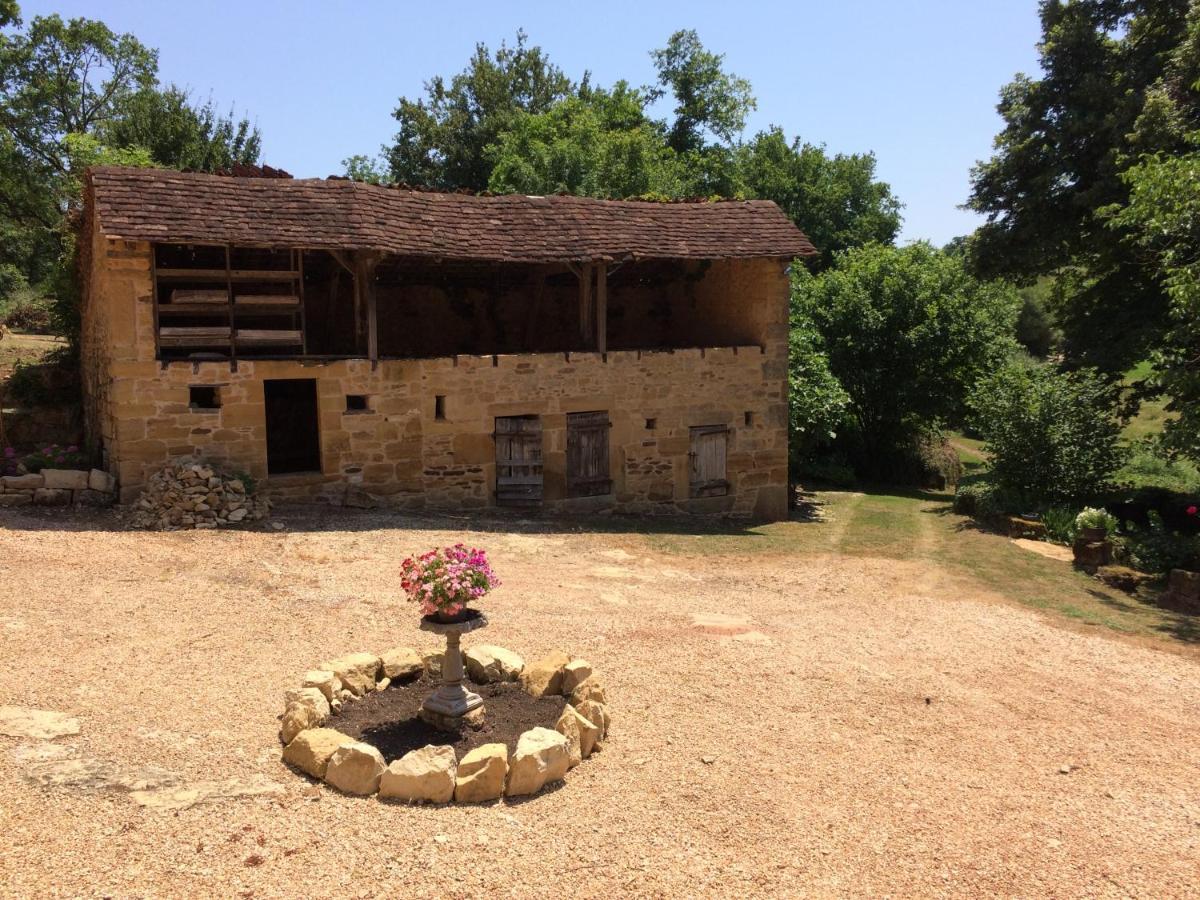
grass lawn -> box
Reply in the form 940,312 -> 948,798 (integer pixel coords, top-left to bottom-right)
648,488 -> 1199,647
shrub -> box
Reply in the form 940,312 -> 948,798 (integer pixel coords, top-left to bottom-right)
21,443 -> 87,473
0,294 -> 54,332
968,359 -> 1126,505
1042,506 -> 1078,544
952,479 -> 1027,519
1075,506 -> 1119,536
1,446 -> 19,477
1119,512 -> 1200,574
787,325 -> 850,474
795,455 -> 857,488
1117,438 -> 1200,494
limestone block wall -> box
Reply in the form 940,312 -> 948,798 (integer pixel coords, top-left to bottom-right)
83,235 -> 791,520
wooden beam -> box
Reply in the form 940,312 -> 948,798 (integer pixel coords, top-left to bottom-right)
596,262 -> 607,355
579,261 -> 593,346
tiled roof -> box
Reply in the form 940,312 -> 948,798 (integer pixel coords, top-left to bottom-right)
87,166 -> 817,262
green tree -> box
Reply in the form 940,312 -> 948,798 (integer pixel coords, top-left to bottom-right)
648,29 -> 755,153
967,0 -> 1194,375
101,85 -> 260,171
342,153 -> 393,184
737,128 -> 901,268
792,243 -> 1019,475
385,30 -> 575,190
787,323 -> 850,470
969,358 -> 1126,504
1112,147 -> 1200,461
487,82 -> 683,197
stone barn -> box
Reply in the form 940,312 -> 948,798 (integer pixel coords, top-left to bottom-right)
79,166 -> 815,519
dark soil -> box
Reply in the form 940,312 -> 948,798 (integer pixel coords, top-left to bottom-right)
328,672 -> 565,762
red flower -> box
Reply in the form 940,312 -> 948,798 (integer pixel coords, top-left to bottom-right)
1188,505 -> 1198,516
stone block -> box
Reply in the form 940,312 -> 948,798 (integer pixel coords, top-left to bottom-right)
454,743 -> 508,803
324,741 -> 387,795
505,727 -> 570,797
519,650 -> 571,697
379,745 -> 457,803
2,474 -> 42,491
0,493 -> 32,507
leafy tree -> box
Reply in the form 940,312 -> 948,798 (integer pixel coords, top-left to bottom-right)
487,82 -> 683,197
0,1 -> 19,29
648,28 -> 755,153
385,30 -> 575,190
101,86 -> 260,171
968,358 -> 1126,504
787,323 -> 850,470
792,242 -> 1019,475
342,153 -> 393,184
737,128 -> 901,268
1112,146 -> 1200,461
0,14 -> 157,180
967,0 -> 1194,375
1014,279 -> 1061,358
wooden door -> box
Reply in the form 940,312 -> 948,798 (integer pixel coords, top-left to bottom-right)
689,425 -> 729,497
566,411 -> 612,497
495,415 -> 543,506
264,378 -> 321,475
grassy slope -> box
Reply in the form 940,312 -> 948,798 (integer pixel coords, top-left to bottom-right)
646,489 -> 1198,647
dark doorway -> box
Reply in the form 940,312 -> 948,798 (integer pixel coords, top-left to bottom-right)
264,379 -> 321,475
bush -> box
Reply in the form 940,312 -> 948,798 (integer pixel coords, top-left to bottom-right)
795,455 -> 858,488
4,347 -> 80,407
0,293 -> 54,332
952,479 -> 1027,519
1119,512 -> 1200,574
21,443 -> 87,473
1042,506 -> 1078,544
1117,438 -> 1200,494
1,446 -> 20,477
968,359 -> 1126,505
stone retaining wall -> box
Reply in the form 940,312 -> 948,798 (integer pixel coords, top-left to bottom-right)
0,468 -> 116,508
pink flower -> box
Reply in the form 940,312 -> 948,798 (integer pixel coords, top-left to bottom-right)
1188,506 -> 1198,517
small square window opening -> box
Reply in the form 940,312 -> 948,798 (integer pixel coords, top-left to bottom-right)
189,386 -> 220,410
744,411 -> 754,426
645,417 -> 657,430
346,394 -> 369,412
435,395 -> 446,420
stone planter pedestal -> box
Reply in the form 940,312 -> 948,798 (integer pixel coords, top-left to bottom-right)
418,611 -> 488,731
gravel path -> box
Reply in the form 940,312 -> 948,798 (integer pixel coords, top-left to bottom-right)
1,506 -> 1197,898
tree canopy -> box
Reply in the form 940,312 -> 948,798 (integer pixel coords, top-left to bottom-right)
967,0 -> 1195,374
792,242 -> 1019,475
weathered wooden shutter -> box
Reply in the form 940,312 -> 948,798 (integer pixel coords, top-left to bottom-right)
567,411 -> 612,497
689,425 -> 729,498
495,416 -> 543,506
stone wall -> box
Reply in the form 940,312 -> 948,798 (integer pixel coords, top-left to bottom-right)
82,225 -> 791,520
0,468 -> 115,508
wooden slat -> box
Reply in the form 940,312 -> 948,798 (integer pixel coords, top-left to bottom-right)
170,288 -> 228,304
235,329 -> 303,345
235,294 -> 299,306
689,425 -> 729,498
156,268 -> 300,281
567,410 -> 611,497
596,263 -> 607,354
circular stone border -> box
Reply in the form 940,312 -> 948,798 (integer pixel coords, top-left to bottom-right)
277,645 -> 610,804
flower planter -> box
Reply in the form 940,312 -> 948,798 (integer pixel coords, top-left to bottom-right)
1079,526 -> 1108,542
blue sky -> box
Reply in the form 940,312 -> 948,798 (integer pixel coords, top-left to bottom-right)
22,0 -> 1043,245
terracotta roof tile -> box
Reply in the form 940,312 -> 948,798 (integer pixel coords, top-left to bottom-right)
87,166 -> 817,262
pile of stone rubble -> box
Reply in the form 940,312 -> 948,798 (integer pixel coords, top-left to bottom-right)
129,460 -> 270,531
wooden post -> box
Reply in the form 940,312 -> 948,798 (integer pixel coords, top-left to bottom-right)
579,261 -> 593,347
523,266 -> 548,351
596,262 -> 607,355
359,252 -> 381,367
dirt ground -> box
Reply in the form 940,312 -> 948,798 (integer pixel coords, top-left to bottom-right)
1,501 -> 1198,898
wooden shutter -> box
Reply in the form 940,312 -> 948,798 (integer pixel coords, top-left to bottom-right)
495,416 -> 543,506
567,411 -> 612,497
689,425 -> 729,498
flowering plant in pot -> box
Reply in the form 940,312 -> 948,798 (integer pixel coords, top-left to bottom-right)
400,544 -> 500,622
1075,507 -> 1118,542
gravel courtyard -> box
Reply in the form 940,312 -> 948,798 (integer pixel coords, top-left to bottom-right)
1,502 -> 1198,898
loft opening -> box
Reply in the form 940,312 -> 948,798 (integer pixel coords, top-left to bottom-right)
152,244 -> 766,362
